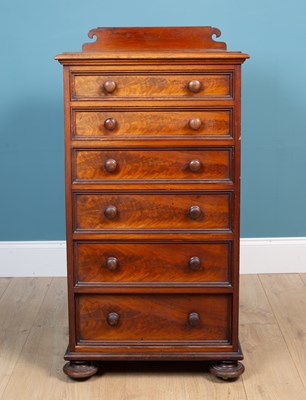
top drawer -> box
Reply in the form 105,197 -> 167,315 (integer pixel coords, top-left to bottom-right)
71,73 -> 232,100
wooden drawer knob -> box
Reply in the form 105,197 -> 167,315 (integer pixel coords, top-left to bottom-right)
189,256 -> 201,271
188,159 -> 202,172
104,118 -> 117,131
106,256 -> 118,271
188,118 -> 202,130
188,312 -> 200,326
187,80 -> 202,93
104,205 -> 118,219
103,81 -> 117,93
188,205 -> 202,220
105,158 -> 118,173
107,312 -> 120,326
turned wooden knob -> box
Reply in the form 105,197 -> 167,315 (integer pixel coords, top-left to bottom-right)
188,159 -> 202,172
188,205 -> 202,220
103,81 -> 117,93
107,312 -> 119,326
105,158 -> 117,173
188,118 -> 202,130
106,256 -> 118,271
189,256 -> 201,271
104,205 -> 118,219
187,80 -> 202,93
104,118 -> 117,131
188,312 -> 200,326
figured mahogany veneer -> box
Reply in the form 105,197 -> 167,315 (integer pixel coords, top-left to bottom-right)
77,294 -> 231,342
75,242 -> 231,284
82,26 -> 227,52
72,73 -> 232,100
75,192 -> 231,231
56,26 -> 248,381
73,148 -> 232,182
73,109 -> 232,139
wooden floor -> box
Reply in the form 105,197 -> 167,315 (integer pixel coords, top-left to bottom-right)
1,274 -> 306,399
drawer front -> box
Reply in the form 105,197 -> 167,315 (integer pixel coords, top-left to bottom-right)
72,109 -> 231,139
73,148 -> 232,183
75,242 -> 231,284
77,294 -> 231,341
72,73 -> 232,100
75,192 -> 231,231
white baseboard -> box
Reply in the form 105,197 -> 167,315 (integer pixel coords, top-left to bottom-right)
0,241 -> 67,277
0,238 -> 306,277
240,237 -> 306,274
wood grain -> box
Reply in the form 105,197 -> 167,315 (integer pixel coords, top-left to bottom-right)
75,242 -> 230,284
82,27 -> 227,52
3,276 -> 306,398
73,148 -> 232,183
56,26 -> 248,379
0,278 -> 69,400
0,278 -> 51,398
75,192 -> 231,231
241,323 -> 306,400
33,277 -> 68,328
73,109 -> 231,138
239,274 -> 276,325
0,277 -> 51,332
260,274 -> 306,388
123,364 -> 247,400
78,294 -> 230,341
72,73 -> 231,100
0,278 -> 11,299
240,275 -> 306,400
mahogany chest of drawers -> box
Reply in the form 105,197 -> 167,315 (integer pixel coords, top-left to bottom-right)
56,26 -> 249,380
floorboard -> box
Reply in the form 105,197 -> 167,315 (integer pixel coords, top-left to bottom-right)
240,275 -> 306,400
260,274 -> 306,390
0,278 -> 51,398
0,278 -> 11,300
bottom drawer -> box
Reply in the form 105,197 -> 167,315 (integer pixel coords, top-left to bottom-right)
77,294 -> 231,342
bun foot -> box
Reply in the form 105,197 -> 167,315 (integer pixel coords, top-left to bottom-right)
209,361 -> 245,380
63,361 -> 98,379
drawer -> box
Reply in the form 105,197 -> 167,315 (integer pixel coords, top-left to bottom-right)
71,73 -> 232,100
73,148 -> 232,183
75,192 -> 231,232
77,294 -> 231,342
75,242 -> 231,284
72,109 -> 232,139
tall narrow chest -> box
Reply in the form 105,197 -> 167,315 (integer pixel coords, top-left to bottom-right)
56,26 -> 249,380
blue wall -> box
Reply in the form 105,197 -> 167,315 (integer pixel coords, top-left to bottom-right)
1,0 -> 306,240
